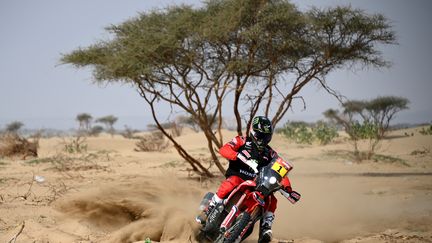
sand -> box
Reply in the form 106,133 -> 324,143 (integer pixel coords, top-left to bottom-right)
0,127 -> 431,243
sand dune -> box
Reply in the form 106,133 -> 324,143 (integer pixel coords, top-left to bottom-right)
1,128 -> 431,242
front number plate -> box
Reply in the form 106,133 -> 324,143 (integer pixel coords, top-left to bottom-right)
271,160 -> 288,177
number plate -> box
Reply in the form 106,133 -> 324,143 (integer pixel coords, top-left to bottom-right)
271,158 -> 288,177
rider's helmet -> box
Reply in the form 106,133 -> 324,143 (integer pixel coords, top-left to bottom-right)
249,116 -> 273,150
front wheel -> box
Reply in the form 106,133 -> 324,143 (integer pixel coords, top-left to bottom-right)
215,212 -> 251,243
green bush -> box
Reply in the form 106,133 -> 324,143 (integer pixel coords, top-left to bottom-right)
349,121 -> 379,140
279,121 -> 313,145
419,125 -> 432,135
279,123 -> 296,140
295,125 -> 314,144
279,121 -> 339,145
313,122 -> 339,145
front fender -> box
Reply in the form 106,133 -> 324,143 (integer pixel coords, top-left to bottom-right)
242,192 -> 265,215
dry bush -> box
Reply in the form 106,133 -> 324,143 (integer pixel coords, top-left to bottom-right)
411,147 -> 431,157
134,131 -> 170,152
26,151 -> 114,173
121,126 -> 141,139
61,136 -> 88,153
0,134 -> 39,159
0,172 -> 75,206
147,122 -> 183,137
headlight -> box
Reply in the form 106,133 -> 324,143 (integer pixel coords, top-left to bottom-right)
269,176 -> 277,184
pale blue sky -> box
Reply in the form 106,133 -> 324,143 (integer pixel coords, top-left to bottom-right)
1,0 -> 431,130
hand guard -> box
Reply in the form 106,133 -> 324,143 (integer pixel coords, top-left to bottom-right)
244,159 -> 258,174
280,190 -> 301,204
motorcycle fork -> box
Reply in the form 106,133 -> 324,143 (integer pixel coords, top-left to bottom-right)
238,207 -> 262,240
220,192 -> 247,232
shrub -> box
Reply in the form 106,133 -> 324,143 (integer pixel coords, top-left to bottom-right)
121,126 -> 140,139
147,122 -> 183,137
295,125 -> 314,144
350,121 -> 379,140
0,134 -> 39,159
313,122 -> 339,145
279,121 -> 339,145
280,121 -> 313,144
135,131 -> 170,152
419,125 -> 432,135
89,125 -> 104,137
62,136 -> 88,153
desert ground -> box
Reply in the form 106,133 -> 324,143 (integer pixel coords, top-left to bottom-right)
1,127 -> 432,243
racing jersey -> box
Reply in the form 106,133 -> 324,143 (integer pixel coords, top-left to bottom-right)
219,135 -> 293,192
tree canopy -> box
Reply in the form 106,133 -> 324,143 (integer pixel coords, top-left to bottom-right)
5,121 -> 24,134
76,113 -> 93,131
96,115 -> 118,136
62,0 -> 396,177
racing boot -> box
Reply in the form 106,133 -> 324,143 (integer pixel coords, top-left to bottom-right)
195,194 -> 223,224
259,211 -> 275,243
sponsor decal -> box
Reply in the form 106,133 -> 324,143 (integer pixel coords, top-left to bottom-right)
253,117 -> 260,125
237,154 -> 247,163
239,169 -> 255,177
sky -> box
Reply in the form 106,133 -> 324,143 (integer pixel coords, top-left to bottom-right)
0,0 -> 431,130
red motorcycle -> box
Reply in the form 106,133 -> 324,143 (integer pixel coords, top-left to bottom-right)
196,155 -> 300,243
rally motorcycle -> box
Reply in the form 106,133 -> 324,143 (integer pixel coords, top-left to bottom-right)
196,155 -> 300,243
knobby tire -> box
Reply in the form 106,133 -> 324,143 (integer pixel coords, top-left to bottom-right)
222,212 -> 251,243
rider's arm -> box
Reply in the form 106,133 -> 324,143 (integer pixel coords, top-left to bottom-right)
280,176 -> 301,203
219,136 -> 246,160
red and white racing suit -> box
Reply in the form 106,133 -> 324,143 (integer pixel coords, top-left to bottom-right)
216,135 -> 293,213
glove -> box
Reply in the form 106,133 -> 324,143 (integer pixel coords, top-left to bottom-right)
244,159 -> 258,174
236,149 -> 251,162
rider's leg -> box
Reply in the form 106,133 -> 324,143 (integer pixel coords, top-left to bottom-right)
196,176 -> 243,224
206,176 -> 245,214
260,194 -> 277,242
215,176 -> 245,199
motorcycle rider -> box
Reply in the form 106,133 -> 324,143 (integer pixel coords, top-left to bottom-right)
200,116 -> 297,242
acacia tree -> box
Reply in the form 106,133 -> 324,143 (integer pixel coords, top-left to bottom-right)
96,115 -> 118,137
324,96 -> 409,160
365,96 -> 409,138
5,121 -> 24,134
76,113 -> 93,132
62,0 -> 396,177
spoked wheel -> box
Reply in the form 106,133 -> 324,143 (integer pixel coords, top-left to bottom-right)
215,212 -> 252,243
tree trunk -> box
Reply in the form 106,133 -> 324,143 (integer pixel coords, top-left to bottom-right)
138,86 -> 214,178
233,76 -> 243,136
